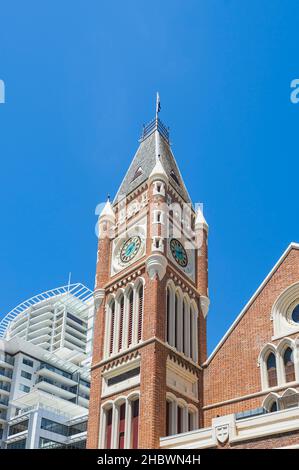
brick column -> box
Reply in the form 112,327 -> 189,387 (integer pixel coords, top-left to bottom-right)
139,341 -> 167,448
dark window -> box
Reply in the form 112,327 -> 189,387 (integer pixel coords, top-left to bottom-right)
107,367 -> 140,387
266,352 -> 277,387
8,419 -> 29,436
170,170 -> 180,186
21,370 -> 32,380
292,304 -> 299,323
269,401 -> 278,412
131,399 -> 139,449
118,403 -> 126,449
39,362 -> 72,379
106,408 -> 112,449
22,358 -> 33,367
109,301 -> 115,355
127,290 -> 134,347
118,296 -> 124,352
284,347 -> 295,382
174,294 -> 179,349
68,420 -> 87,436
7,439 -> 26,449
19,384 -> 30,393
166,287 -> 170,343
166,401 -> 171,436
41,418 -> 68,436
177,406 -> 183,434
137,284 -> 143,343
67,313 -> 86,327
39,437 -> 63,449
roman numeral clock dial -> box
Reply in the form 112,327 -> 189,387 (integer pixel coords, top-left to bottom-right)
120,236 -> 142,263
170,238 -> 188,267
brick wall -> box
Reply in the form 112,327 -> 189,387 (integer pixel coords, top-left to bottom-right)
203,247 -> 299,426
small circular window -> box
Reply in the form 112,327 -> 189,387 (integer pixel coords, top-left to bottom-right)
291,304 -> 299,323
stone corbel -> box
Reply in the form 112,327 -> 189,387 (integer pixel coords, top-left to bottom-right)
146,254 -> 167,281
94,288 -> 105,311
200,295 -> 210,318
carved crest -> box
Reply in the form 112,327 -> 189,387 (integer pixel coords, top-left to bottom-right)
215,424 -> 229,443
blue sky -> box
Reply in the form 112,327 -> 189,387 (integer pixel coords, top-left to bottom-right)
0,0 -> 298,354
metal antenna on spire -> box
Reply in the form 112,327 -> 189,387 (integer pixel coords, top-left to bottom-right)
156,92 -> 161,120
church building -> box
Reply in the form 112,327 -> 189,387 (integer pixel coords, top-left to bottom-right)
87,98 -> 299,449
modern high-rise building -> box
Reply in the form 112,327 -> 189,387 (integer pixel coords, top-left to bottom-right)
0,283 -> 94,449
87,99 -> 299,450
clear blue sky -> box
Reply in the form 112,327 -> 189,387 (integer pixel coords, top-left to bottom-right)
0,1 -> 298,354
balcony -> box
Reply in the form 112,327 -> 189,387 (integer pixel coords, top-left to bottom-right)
0,398 -> 9,409
0,354 -> 14,369
0,369 -> 12,382
0,382 -> 11,395
36,365 -> 77,387
35,377 -> 77,400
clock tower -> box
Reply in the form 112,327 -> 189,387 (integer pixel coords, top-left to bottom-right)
87,96 -> 209,449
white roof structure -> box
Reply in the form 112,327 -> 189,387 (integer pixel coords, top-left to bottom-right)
0,283 -> 93,338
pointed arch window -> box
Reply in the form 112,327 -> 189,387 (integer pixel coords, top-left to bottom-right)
270,401 -> 278,412
118,295 -> 125,352
105,407 -> 113,449
109,301 -> 115,356
127,289 -> 134,347
137,284 -> 143,343
292,304 -> 299,324
131,399 -> 139,449
166,287 -> 170,344
174,294 -> 179,350
266,352 -> 277,388
284,347 -> 295,383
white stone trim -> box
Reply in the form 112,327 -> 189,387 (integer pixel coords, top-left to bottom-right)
99,392 -> 140,449
161,406 -> 299,449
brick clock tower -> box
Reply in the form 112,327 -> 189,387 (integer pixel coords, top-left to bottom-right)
87,96 -> 210,449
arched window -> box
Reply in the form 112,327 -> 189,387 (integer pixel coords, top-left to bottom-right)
109,301 -> 115,356
127,290 -> 134,347
118,295 -> 124,352
266,352 -> 277,387
182,300 -> 185,354
284,347 -> 295,383
175,294 -> 179,350
137,284 -> 143,343
105,407 -> 113,448
188,409 -> 197,431
166,400 -> 171,436
166,287 -> 170,343
177,405 -> 183,434
292,304 -> 299,323
118,403 -> 126,449
131,399 -> 139,449
269,401 -> 278,412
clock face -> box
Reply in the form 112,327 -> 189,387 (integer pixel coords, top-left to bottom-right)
170,238 -> 188,267
120,236 -> 142,263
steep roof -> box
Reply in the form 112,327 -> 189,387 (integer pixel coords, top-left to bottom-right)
205,242 -> 299,365
113,122 -> 192,204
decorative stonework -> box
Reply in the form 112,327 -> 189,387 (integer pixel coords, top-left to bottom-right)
146,253 -> 167,280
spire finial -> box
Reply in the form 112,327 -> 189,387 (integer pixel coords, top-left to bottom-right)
155,92 -> 161,120
107,194 -> 110,202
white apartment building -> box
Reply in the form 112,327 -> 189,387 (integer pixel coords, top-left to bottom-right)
0,283 -> 94,449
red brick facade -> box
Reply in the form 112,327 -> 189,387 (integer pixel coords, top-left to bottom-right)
87,162 -> 208,448
87,120 -> 299,450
